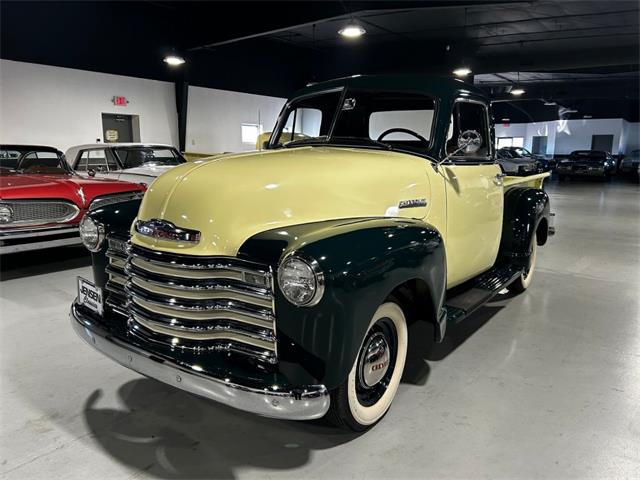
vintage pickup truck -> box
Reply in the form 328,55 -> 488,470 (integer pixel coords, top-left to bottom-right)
71,75 -> 554,431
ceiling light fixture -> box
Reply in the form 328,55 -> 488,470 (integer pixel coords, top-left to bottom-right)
510,88 -> 525,96
339,24 -> 366,38
163,55 -> 185,66
453,67 -> 472,77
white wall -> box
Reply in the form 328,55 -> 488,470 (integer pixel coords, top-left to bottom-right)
495,118 -> 638,156
186,86 -> 286,153
0,60 -> 178,152
625,122 -> 640,153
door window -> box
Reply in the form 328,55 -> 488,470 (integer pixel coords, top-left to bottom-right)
105,150 -> 119,170
75,151 -> 89,171
87,149 -> 108,172
447,101 -> 491,160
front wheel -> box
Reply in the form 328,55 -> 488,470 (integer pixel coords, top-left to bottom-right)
325,301 -> 408,431
509,233 -> 538,294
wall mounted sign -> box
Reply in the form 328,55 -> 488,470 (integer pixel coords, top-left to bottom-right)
112,96 -> 128,106
105,129 -> 119,142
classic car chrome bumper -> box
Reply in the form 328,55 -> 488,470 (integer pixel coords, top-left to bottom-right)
0,225 -> 81,254
70,301 -> 330,420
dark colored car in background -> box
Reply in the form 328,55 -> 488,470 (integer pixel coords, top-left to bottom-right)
0,145 -> 145,254
556,150 -> 617,181
619,149 -> 640,178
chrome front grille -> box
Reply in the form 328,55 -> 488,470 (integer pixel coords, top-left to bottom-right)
105,237 -> 277,364
0,200 -> 79,226
105,236 -> 129,315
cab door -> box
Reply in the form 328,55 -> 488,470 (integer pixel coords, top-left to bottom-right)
442,99 -> 503,288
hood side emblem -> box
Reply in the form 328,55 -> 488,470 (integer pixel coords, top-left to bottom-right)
134,219 -> 201,243
398,198 -> 427,209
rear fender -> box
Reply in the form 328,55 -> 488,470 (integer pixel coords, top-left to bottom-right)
499,187 -> 550,268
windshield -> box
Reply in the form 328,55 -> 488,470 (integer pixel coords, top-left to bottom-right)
115,147 -> 185,169
512,147 -> 532,157
0,148 -> 69,174
271,89 -> 436,156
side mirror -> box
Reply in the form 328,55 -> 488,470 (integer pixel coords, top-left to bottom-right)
262,141 -> 269,150
457,130 -> 482,154
87,169 -> 96,177
441,129 -> 484,165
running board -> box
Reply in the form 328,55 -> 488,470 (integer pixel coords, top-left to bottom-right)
444,264 -> 523,324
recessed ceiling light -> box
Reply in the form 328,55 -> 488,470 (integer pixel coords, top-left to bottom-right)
510,88 -> 525,96
453,67 -> 472,77
339,25 -> 366,38
164,55 -> 185,66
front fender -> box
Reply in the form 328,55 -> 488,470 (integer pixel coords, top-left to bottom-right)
238,217 -> 445,390
85,199 -> 142,288
499,187 -> 550,267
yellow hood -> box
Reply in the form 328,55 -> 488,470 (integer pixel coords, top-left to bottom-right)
133,146 -> 431,256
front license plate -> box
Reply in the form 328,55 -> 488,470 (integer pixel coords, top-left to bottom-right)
77,277 -> 103,315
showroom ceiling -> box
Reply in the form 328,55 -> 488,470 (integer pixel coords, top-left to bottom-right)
1,0 -> 638,121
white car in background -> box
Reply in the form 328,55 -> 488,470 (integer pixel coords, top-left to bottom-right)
66,143 -> 186,185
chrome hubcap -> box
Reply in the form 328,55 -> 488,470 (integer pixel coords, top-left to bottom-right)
359,332 -> 391,388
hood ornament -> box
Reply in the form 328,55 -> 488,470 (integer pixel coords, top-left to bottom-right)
134,219 -> 201,243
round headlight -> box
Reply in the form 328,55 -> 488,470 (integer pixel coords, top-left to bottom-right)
0,204 -> 13,224
277,254 -> 324,307
79,216 -> 105,252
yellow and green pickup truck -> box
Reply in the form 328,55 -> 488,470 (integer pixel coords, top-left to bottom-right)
71,75 -> 554,431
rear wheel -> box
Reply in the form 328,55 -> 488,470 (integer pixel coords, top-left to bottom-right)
509,233 -> 538,294
325,301 -> 408,431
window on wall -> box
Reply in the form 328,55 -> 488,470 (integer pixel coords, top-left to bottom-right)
241,124 -> 261,145
496,136 -> 524,148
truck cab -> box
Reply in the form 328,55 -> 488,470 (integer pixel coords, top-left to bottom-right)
70,75 -> 554,432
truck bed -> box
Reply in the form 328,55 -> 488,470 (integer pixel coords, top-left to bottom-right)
503,172 -> 550,190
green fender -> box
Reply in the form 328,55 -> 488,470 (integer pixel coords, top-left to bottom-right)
84,199 -> 141,289
238,217 -> 446,391
499,187 -> 550,268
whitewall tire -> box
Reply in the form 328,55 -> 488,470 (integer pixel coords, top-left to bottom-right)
509,232 -> 538,293
326,300 -> 408,431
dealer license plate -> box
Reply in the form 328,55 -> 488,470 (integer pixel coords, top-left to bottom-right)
77,277 -> 103,315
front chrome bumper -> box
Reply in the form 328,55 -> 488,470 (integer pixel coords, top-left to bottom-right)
70,301 -> 330,420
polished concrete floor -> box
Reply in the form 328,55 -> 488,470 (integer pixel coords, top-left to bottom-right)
1,177 -> 639,479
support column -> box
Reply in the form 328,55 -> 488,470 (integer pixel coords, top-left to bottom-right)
175,80 -> 189,152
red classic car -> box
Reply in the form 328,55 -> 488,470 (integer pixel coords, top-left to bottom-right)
0,144 -> 145,254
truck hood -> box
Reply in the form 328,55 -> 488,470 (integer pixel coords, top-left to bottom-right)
134,146 -> 432,256
0,172 -> 143,208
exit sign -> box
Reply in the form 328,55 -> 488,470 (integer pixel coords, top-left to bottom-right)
112,96 -> 128,106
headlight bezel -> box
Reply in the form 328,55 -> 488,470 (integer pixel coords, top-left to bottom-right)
277,252 -> 325,307
0,204 -> 13,224
79,215 -> 105,252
